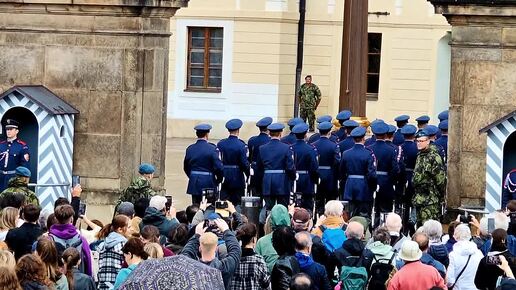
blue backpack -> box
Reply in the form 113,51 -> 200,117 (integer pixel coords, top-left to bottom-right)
319,225 -> 347,253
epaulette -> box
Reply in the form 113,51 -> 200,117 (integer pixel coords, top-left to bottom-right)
208,142 -> 217,147
16,140 -> 27,146
238,139 -> 247,145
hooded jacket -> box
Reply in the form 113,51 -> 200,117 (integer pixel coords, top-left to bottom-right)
294,252 -> 331,290
447,240 -> 484,290
97,232 -> 128,290
332,238 -> 374,276
139,207 -> 178,244
366,241 -> 396,265
49,223 -> 93,276
255,205 -> 291,272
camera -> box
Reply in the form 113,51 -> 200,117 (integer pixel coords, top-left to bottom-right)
215,200 -> 228,209
486,255 -> 501,266
459,214 -> 472,224
203,219 -> 219,234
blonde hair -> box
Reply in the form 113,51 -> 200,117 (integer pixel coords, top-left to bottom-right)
0,251 -> 16,269
199,232 -> 218,252
0,266 -> 22,290
144,243 -> 164,259
0,207 -> 18,231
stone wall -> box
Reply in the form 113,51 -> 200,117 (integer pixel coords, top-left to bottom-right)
429,0 -> 516,208
0,0 -> 187,206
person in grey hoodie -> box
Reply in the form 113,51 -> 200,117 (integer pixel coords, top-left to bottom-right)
97,215 -> 130,290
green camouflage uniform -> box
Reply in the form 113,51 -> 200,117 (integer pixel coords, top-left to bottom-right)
298,83 -> 322,131
0,176 -> 39,206
117,176 -> 157,206
412,145 -> 446,226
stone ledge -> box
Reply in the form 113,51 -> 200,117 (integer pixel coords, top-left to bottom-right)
0,0 -> 188,8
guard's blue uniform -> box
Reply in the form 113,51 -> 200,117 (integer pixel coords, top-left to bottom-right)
313,136 -> 340,214
292,139 -> 319,211
184,139 -> 224,202
365,135 -> 376,147
248,132 -> 271,195
257,139 -> 296,210
386,140 -> 405,211
280,133 -> 297,145
217,136 -> 250,205
431,141 -> 447,164
502,170 -> 516,209
435,135 -> 448,160
393,129 -> 405,146
338,136 -> 355,153
333,127 -> 347,142
340,143 -> 377,218
308,133 -> 338,144
0,139 -> 30,191
368,140 -> 399,226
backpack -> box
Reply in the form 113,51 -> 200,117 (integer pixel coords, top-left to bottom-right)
339,255 -> 368,290
319,225 -> 347,253
50,233 -> 85,272
367,250 -> 397,290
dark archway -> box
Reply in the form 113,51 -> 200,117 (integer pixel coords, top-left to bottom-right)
503,131 -> 516,184
0,107 -> 39,184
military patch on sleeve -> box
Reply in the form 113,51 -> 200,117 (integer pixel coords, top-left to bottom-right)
24,154 -> 29,161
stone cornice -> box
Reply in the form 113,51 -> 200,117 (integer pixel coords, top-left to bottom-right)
429,0 -> 516,5
0,0 -> 188,8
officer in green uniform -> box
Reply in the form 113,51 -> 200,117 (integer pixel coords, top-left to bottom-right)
0,166 -> 39,206
298,75 -> 322,132
118,163 -> 157,205
412,130 -> 446,226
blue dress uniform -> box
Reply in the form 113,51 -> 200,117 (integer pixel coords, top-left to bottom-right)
365,119 -> 383,147
387,124 -> 406,212
393,115 -> 410,146
436,110 -> 449,139
281,117 -> 304,145
184,124 -> 224,205
416,115 -> 430,130
338,120 -> 359,153
308,115 -> 338,144
334,110 -> 352,141
248,117 -> 272,196
217,119 -> 250,207
257,123 -> 296,210
502,170 -> 516,209
435,120 -> 448,160
340,126 -> 377,219
313,121 -> 340,214
367,122 -> 399,227
400,125 -> 418,233
425,125 -> 447,164
291,123 -> 319,211
0,120 -> 30,192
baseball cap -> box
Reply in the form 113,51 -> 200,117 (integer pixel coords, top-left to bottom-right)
149,196 -> 167,211
117,202 -> 135,217
292,208 -> 311,231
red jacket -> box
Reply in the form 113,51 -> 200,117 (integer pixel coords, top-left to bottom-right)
388,261 -> 447,290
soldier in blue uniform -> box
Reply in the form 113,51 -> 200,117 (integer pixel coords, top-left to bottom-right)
217,119 -> 250,208
308,115 -> 337,143
393,115 -> 410,146
400,124 -> 418,235
338,119 -> 359,153
425,125 -> 446,164
0,119 -> 30,192
257,123 -> 296,210
183,124 -> 224,205
340,126 -> 377,219
368,122 -> 399,227
281,117 -> 304,145
435,120 -> 448,160
313,121 -> 340,215
334,110 -> 352,141
502,169 -> 516,209
387,124 -> 405,213
416,115 -> 430,130
365,119 -> 383,147
291,123 -> 319,212
436,110 -> 449,139
248,117 -> 272,196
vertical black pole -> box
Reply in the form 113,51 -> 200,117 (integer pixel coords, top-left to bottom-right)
293,0 -> 306,118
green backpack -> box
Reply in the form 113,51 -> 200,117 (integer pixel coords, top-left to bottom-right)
339,256 -> 368,290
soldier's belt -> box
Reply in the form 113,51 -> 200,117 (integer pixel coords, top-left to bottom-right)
348,175 -> 365,179
377,171 -> 389,176
297,170 -> 309,174
190,171 -> 212,176
1,170 -> 15,175
318,166 -> 332,170
223,165 -> 239,169
405,168 -> 414,172
264,170 -> 285,174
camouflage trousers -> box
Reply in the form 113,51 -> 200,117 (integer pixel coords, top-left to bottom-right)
415,203 -> 441,227
300,107 -> 316,131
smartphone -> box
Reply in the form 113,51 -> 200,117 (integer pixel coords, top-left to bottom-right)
79,202 -> 87,216
486,255 -> 501,265
165,195 -> 173,211
72,175 -> 80,187
202,188 -> 217,204
488,217 -> 495,234
215,200 -> 228,209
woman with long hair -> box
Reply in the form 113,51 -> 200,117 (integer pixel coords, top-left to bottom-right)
34,238 -> 68,290
0,266 -> 22,290
0,207 -> 19,241
15,254 -> 51,290
0,250 -> 16,269
97,215 -> 130,290
62,247 -> 96,290
113,238 -> 148,290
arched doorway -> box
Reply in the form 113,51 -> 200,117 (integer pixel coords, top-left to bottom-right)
0,107 -> 39,185
503,131 -> 516,183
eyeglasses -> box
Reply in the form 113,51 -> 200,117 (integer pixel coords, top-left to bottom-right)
416,139 -> 429,143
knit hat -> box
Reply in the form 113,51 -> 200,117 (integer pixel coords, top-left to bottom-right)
398,240 -> 422,261
149,196 -> 167,211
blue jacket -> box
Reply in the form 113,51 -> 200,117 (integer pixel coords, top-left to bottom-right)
292,139 -> 319,194
435,135 -> 448,157
502,170 -> 516,209
217,136 -> 250,190
340,144 -> 377,201
334,127 -> 347,142
368,140 -> 399,201
114,263 -> 138,290
308,133 -> 338,144
294,252 -> 331,290
313,137 -> 340,195
0,138 -> 30,191
393,129 -> 405,146
338,136 -> 355,153
280,133 -> 296,145
387,140 -> 405,199
184,139 -> 224,195
248,132 -> 271,191
364,135 -> 376,147
257,139 -> 296,196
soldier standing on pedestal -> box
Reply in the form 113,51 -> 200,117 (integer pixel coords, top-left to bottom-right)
298,75 -> 322,132
0,119 -> 30,192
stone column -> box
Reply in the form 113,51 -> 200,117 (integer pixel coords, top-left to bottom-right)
428,0 -> 516,209
0,0 -> 188,206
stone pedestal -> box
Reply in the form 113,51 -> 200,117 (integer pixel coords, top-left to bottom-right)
429,0 -> 516,209
0,0 -> 188,207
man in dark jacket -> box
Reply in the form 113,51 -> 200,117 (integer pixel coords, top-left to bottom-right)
271,226 -> 300,290
294,231 -> 331,290
139,196 -> 178,244
5,204 -> 43,260
182,218 -> 241,289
